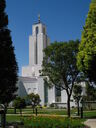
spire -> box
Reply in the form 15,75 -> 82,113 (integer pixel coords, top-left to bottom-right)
38,14 -> 40,23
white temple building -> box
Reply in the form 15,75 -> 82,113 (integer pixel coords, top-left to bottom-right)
17,17 -> 77,107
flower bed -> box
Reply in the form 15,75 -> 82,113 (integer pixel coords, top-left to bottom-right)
23,116 -> 86,128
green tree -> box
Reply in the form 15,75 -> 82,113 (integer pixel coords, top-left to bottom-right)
77,0 -> 96,83
27,93 -> 41,113
41,40 -> 80,117
0,0 -> 18,105
73,84 -> 82,116
13,97 -> 26,115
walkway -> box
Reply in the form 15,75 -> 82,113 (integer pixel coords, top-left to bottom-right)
84,119 -> 96,128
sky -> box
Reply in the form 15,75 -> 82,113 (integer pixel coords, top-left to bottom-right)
6,0 -> 91,75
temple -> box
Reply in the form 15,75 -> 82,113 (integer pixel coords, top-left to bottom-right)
17,17 -> 76,107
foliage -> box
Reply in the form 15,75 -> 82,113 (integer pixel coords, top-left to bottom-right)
0,0 -> 18,104
77,0 -> 96,83
41,40 -> 80,117
13,97 -> 26,109
27,93 -> 41,108
92,0 -> 96,3
23,116 -> 85,128
73,84 -> 82,103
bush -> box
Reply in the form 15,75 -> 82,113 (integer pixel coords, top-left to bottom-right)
23,116 -> 85,128
49,103 -> 54,108
13,97 -> 26,114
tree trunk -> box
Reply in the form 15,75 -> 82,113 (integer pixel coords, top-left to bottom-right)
20,108 -> 22,116
33,107 -> 34,113
14,107 -> 16,114
35,108 -> 37,116
4,104 -> 7,114
67,96 -> 71,118
77,101 -> 80,116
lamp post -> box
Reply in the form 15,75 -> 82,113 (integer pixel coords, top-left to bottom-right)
80,99 -> 83,118
0,104 -> 6,128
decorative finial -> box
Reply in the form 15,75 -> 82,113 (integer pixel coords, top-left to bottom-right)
38,14 -> 40,23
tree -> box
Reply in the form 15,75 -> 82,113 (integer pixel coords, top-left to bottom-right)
41,40 -> 80,117
73,84 -> 82,116
0,0 -> 18,105
27,93 -> 41,113
77,0 -> 96,83
13,97 -> 26,115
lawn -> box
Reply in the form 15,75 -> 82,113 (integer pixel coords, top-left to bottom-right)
7,108 -> 96,128
7,107 -> 96,118
7,108 -> 76,115
84,110 -> 96,118
6,115 -> 22,122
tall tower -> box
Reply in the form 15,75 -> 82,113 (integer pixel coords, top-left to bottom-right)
22,16 -> 50,77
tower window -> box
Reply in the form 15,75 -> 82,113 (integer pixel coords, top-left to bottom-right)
36,27 -> 39,35
35,26 -> 38,64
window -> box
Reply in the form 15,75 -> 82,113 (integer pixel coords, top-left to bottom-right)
55,87 -> 61,102
28,88 -> 31,94
33,88 -> 37,94
36,26 -> 39,35
35,26 -> 38,64
44,85 -> 48,103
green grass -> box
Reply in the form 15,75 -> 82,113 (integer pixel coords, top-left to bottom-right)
7,108 -> 96,119
84,110 -> 96,118
6,115 -> 22,122
7,108 -> 76,115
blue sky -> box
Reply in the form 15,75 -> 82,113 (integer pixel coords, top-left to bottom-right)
6,0 -> 91,75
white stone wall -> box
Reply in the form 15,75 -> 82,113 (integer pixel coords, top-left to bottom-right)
61,90 -> 67,103
37,33 -> 43,65
17,80 -> 27,97
17,77 -> 45,106
22,65 -> 42,77
17,78 -> 38,97
48,86 -> 55,104
29,35 -> 36,66
37,77 -> 45,106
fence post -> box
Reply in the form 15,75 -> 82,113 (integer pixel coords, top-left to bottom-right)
36,108 -> 37,116
81,106 -> 83,118
1,112 -> 6,128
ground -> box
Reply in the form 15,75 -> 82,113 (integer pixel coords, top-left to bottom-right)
5,107 -> 96,128
84,119 -> 96,128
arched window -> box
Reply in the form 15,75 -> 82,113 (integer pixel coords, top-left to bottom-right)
36,26 -> 39,35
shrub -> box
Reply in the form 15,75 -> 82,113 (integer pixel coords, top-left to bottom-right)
23,116 -> 85,128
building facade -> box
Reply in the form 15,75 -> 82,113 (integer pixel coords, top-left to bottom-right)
17,18 -> 76,107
